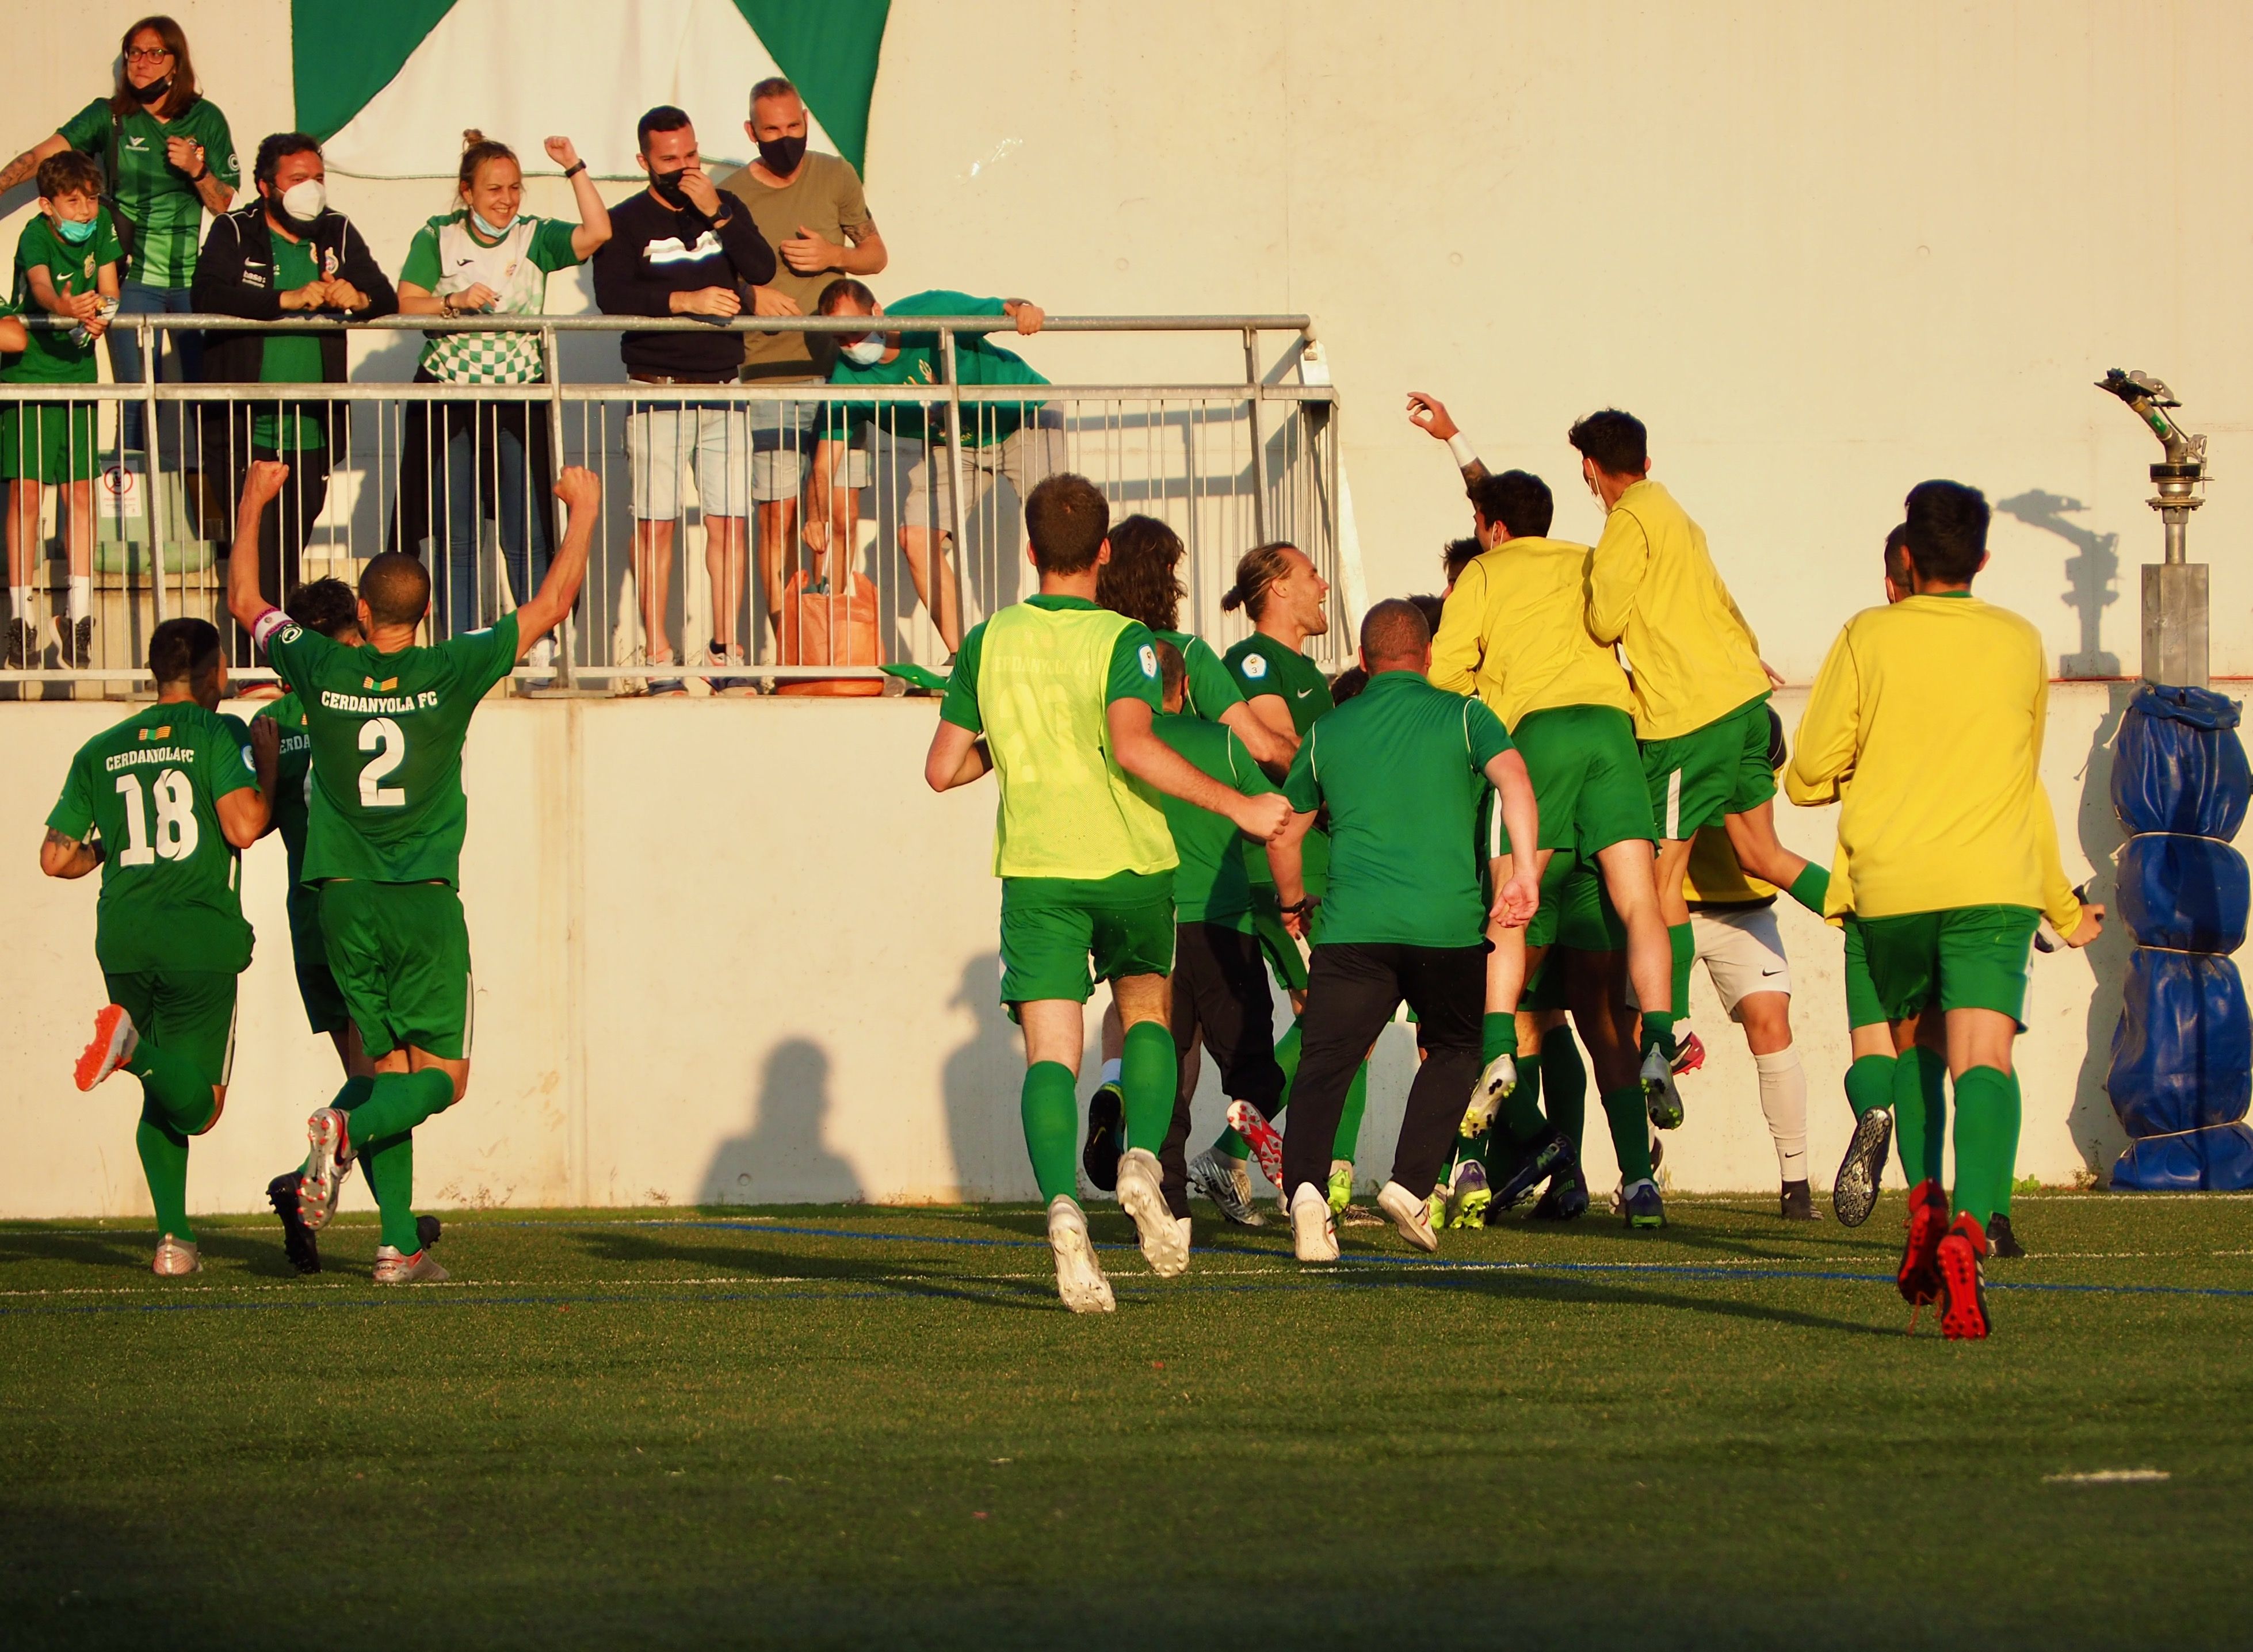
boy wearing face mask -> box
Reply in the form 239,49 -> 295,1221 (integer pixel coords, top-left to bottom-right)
193,132 -> 396,657
715,77 -> 885,640
4,151 -> 120,672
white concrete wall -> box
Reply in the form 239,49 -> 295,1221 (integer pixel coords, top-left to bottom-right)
0,682 -> 2182,1218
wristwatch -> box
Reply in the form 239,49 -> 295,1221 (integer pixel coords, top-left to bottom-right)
562,160 -> 587,179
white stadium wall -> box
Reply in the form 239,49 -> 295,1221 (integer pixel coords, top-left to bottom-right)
0,686 -> 2186,1217
2,1 -> 2248,1211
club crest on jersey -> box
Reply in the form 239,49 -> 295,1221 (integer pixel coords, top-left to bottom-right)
83,253 -> 96,280
363,675 -> 399,691
322,248 -> 339,278
1138,644 -> 1158,678
1242,653 -> 1267,679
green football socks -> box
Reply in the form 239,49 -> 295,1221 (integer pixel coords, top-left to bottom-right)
360,1130 -> 422,1253
1891,1045 -> 1949,1186
1843,1053 -> 1896,1119
1602,1083 -> 1655,1181
1120,1020 -> 1177,1158
1951,1065 -> 2021,1226
1541,1027 -> 1587,1157
343,1069 -> 456,1145
1669,923 -> 1695,1018
1785,863 -> 1831,917
135,1111 -> 194,1242
1333,1061 -> 1369,1161
1482,1012 -> 1518,1064
124,1038 -> 216,1135
1021,1061 -> 1080,1203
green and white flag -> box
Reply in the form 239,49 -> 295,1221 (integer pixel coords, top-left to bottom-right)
292,0 -> 888,178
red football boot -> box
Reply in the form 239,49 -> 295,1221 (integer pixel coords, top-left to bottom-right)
1897,1178 -> 1950,1309
1937,1212 -> 1992,1340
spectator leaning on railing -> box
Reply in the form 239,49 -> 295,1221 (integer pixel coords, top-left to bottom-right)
0,14 -> 237,456
716,75 -> 886,640
805,282 -> 1056,655
192,132 -> 395,645
392,130 -> 610,640
591,105 -> 777,696
5,151 -> 121,672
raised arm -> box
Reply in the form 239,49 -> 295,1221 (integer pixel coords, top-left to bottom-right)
545,137 -> 611,257
1406,391 -> 1490,487
513,466 -> 601,655
1108,697 -> 1292,843
226,460 -> 290,632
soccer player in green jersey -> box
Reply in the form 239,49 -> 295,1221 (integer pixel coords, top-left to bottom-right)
1078,514 -> 1294,1192
925,474 -> 1293,1313
48,617 -> 276,1275
250,576 -> 371,1274
225,457 -> 601,1284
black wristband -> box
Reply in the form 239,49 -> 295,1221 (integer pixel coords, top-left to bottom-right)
562,160 -> 587,179
188,166 -> 208,183
1280,895 -> 1317,917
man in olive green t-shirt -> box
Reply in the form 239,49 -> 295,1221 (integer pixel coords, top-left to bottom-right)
925,474 -> 1291,1313
1270,600 -> 1540,1262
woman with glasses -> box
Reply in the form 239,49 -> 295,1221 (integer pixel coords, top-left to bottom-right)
0,14 -> 237,456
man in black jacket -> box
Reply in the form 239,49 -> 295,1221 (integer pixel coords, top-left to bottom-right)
591,106 -> 774,693
193,132 -> 395,648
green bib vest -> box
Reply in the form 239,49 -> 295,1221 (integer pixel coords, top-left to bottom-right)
979,603 -> 1177,879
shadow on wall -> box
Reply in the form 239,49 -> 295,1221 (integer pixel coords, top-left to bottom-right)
2069,682 -> 2140,1179
701,1037 -> 862,1204
1994,489 -> 2121,678
943,951 -> 1028,1201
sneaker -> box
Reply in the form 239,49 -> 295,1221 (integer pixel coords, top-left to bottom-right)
1082,1082 -> 1125,1193
53,615 -> 93,670
1528,1164 -> 1591,1222
1986,1212 -> 2026,1260
647,676 -> 688,697
1640,1048 -> 1685,1131
152,1234 -> 201,1276
1224,1099 -> 1286,1191
1290,1183 -> 1340,1262
268,1172 -> 320,1275
1186,1146 -> 1262,1227
1426,1186 -> 1448,1232
1493,1131 -> 1579,1213
1460,1051 -> 1518,1137
1377,1180 -> 1441,1252
701,638 -> 746,696
72,1004 -> 139,1091
1832,1107 -> 1895,1227
1443,1160 -> 1491,1229
1937,1213 -> 1991,1340
1670,1030 -> 1707,1076
6,617 -> 36,668
1114,1147 -> 1189,1278
372,1245 -> 449,1285
1621,1177 -> 1666,1230
1897,1178 -> 1951,1307
1780,1179 -> 1820,1221
1046,1195 -> 1114,1312
1326,1159 -> 1355,1217
297,1107 -> 353,1233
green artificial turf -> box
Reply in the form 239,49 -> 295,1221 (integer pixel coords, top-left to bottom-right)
2,1191 -> 2248,1649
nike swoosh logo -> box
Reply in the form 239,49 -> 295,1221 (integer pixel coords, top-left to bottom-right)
1294,687 -> 1315,698
1761,966 -> 1785,976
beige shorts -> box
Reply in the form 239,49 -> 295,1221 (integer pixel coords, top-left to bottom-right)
898,415 -> 1068,534
1690,903 -> 1792,1018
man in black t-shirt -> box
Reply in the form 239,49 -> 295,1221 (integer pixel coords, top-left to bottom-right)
591,106 -> 776,694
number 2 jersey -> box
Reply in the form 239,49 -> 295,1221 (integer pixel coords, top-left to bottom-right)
46,702 -> 259,975
264,612 -> 520,888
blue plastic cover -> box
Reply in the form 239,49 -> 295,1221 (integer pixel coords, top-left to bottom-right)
2112,687 -> 2251,839
2106,949 -> 2252,1135
2115,833 -> 2250,953
2111,1121 -> 2253,1192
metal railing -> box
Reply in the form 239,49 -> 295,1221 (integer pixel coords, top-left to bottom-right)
0,313 -> 1352,698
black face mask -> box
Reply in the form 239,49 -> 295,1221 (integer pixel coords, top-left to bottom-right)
757,134 -> 807,176
649,167 -> 694,208
135,74 -> 172,105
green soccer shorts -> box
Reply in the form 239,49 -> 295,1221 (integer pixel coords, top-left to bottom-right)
1510,704 -> 1658,855
1853,905 -> 2040,1029
102,969 -> 238,1101
1840,915 -> 1887,1031
0,401 -> 98,483
1640,694 -> 1776,842
999,870 -> 1176,1010
287,888 -> 350,1037
318,880 -> 475,1061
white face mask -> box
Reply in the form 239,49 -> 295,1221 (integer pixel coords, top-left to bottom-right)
279,178 -> 326,223
841,334 -> 886,368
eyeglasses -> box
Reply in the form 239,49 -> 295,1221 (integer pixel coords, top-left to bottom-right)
126,47 -> 175,63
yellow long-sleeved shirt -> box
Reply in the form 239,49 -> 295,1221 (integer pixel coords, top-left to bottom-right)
1586,479 -> 1770,740
1429,537 -> 1633,729
1786,592 -> 2082,932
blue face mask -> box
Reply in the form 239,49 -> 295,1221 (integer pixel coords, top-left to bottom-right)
54,214 -> 97,245
469,209 -> 512,239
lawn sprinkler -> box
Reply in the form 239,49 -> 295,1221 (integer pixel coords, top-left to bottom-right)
2098,369 -> 2209,687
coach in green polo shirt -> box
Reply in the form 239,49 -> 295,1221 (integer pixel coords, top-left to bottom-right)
1271,599 -> 1540,1261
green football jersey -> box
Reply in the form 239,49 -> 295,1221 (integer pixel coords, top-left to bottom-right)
59,95 -> 239,289
1156,629 -> 1245,723
1223,631 -> 1332,735
8,209 -> 123,384
254,691 -> 315,888
46,701 -> 258,974
1152,712 -> 1276,927
265,612 -> 520,887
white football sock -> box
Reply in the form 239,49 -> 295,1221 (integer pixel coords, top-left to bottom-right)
1755,1046 -> 1810,1181
67,575 -> 90,622
1099,1057 -> 1122,1089
9,586 -> 28,621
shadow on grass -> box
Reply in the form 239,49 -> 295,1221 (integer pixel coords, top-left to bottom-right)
0,1225 -> 304,1282
568,1226 -> 1059,1313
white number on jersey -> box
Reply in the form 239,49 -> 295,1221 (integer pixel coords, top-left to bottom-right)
358,718 -> 407,808
112,768 -> 199,866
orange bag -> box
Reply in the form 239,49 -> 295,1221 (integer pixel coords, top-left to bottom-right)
776,568 -> 884,696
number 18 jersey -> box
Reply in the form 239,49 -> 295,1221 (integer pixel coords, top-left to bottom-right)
266,612 -> 520,888
46,702 -> 258,975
